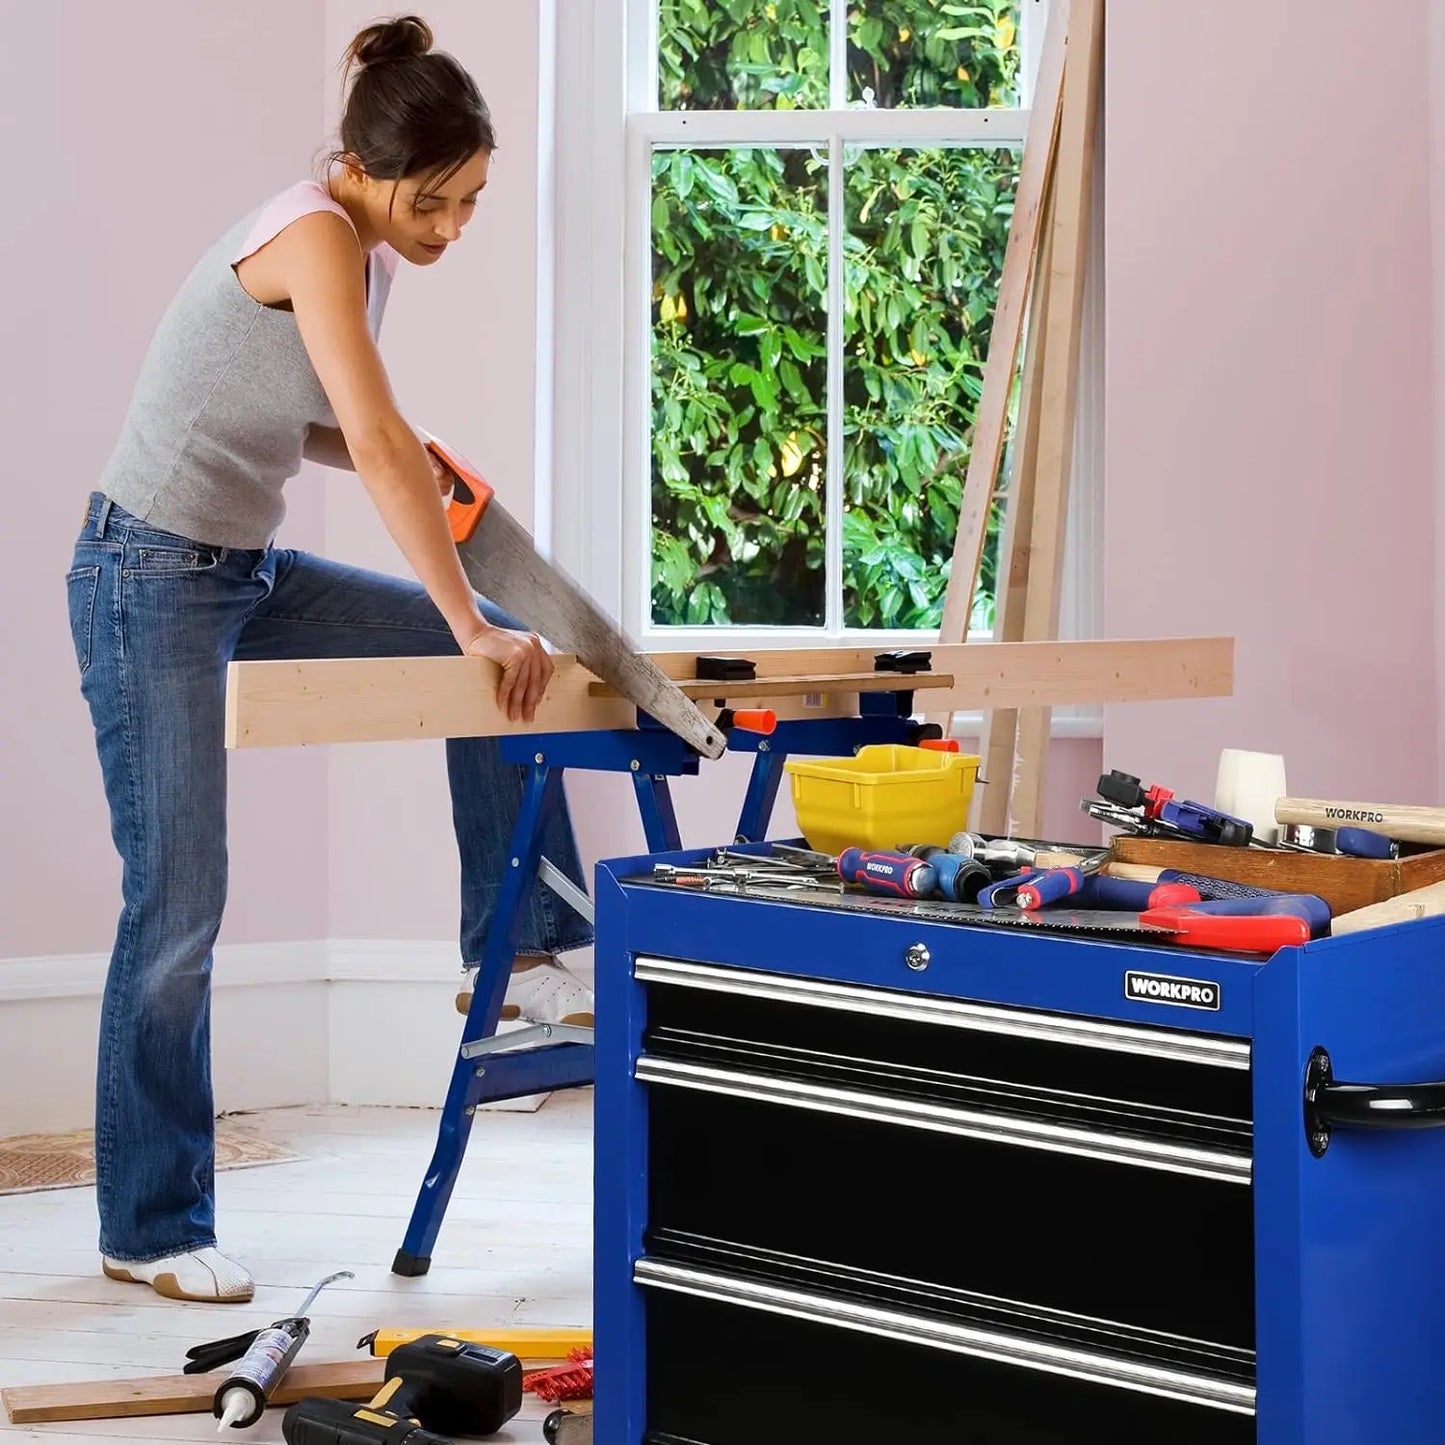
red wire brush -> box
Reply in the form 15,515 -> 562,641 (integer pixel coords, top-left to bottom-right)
523,1348 -> 594,1402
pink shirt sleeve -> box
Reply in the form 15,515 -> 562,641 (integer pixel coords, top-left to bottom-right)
233,180 -> 355,264
233,180 -> 398,279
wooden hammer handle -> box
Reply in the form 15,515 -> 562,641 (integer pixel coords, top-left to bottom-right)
1274,797 -> 1445,847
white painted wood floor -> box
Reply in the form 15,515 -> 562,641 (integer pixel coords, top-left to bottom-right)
0,1095 -> 593,1443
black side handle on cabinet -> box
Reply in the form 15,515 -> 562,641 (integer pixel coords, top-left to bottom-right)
1305,1047 -> 1445,1156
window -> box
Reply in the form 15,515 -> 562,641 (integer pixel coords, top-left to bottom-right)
549,0 -> 1099,680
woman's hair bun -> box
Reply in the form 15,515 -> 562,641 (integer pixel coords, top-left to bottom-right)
348,15 -> 433,70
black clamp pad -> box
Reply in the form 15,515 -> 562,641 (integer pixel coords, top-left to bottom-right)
874,649 -> 932,675
695,656 -> 757,682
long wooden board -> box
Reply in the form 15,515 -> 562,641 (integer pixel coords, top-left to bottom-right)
225,638 -> 1234,750
936,0 -> 1070,647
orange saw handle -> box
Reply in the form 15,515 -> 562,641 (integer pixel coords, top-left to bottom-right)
427,438 -> 495,544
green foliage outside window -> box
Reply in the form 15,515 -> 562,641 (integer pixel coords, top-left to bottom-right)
651,2 -> 1022,629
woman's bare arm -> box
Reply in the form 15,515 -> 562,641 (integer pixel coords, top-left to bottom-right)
259,211 -> 550,721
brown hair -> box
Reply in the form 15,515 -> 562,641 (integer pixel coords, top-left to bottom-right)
327,15 -> 495,211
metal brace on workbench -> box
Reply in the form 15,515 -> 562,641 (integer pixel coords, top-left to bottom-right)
392,686 -> 940,1276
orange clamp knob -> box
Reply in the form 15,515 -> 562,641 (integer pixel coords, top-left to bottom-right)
731,709 -> 777,736
918,738 -> 960,753
429,438 -> 495,544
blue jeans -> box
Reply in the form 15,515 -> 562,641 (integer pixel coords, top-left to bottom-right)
66,493 -> 592,1262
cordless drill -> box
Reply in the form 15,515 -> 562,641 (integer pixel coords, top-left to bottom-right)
282,1335 -> 521,1444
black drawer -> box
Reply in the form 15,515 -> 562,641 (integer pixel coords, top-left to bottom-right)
639,957 -> 1253,1122
642,1284 -> 1256,1445
647,1085 -> 1255,1349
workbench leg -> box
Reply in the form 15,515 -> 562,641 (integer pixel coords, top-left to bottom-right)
394,764 -> 567,1276
734,749 -> 785,842
632,772 -> 682,853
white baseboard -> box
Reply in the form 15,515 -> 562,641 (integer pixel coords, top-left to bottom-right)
0,940 -> 591,1135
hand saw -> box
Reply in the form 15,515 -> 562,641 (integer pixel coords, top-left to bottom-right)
427,437 -> 727,760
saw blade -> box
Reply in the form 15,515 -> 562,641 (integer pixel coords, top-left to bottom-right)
461,501 -> 727,759
643,880 -> 1179,937
432,438 -> 727,760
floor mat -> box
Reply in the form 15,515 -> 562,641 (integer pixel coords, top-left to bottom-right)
0,1120 -> 303,1196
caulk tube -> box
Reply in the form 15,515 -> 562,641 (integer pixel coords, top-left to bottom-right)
212,1317 -> 309,1431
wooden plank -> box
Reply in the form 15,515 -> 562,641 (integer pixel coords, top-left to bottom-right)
225,638 -> 1233,750
1008,0 -> 1105,838
589,671 -> 955,701
2,1361 -> 384,1424
2,1349 -> 573,1425
936,0 -> 1070,647
975,162 -> 1059,833
1331,880 -> 1445,937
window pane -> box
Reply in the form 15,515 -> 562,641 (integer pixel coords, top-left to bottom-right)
650,148 -> 828,626
658,0 -> 829,110
842,145 -> 1020,631
848,1 -> 1023,109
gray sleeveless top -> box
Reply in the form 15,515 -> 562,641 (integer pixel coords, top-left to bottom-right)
97,181 -> 395,549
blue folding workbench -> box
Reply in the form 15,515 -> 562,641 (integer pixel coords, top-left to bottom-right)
592,843 -> 1445,1444
392,682 -> 943,1275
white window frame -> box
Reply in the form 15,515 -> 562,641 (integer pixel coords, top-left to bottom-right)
547,0 -> 1102,732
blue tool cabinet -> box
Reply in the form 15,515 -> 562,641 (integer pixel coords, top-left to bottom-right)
592,843 -> 1445,1444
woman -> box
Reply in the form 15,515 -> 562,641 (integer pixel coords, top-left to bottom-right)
65,15 -> 593,1304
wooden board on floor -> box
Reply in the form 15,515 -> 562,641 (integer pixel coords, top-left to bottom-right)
2,1361 -> 385,1424
225,638 -> 1234,749
2,1352 -> 571,1424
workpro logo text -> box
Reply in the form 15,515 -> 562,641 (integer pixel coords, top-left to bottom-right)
1323,807 -> 1386,824
1124,971 -> 1221,1011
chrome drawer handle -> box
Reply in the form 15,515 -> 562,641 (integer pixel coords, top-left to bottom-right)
636,1055 -> 1251,1185
634,1257 -> 1256,1416
634,956 -> 1250,1071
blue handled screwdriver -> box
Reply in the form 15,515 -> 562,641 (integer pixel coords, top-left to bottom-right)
837,848 -> 938,899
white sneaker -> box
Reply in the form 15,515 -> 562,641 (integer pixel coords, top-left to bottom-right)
500,958 -> 595,1027
103,1246 -> 254,1302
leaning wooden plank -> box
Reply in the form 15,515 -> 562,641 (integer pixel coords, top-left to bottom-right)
225,638 -> 1233,750
1008,0 -> 1105,837
976,165 -> 1059,832
935,0 -> 1069,649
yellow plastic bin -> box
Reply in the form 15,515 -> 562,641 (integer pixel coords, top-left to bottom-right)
784,744 -> 981,856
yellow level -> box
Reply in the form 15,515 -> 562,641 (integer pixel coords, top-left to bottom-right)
361,1327 -> 592,1359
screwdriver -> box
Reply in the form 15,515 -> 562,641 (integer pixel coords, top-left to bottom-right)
837,848 -> 938,899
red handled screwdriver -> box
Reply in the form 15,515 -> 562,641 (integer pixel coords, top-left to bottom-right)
837,848 -> 938,899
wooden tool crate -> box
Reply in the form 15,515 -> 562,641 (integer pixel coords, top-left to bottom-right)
1108,836 -> 1445,916
593,845 -> 1445,1444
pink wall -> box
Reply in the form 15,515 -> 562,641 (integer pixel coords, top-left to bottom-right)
1101,0 -> 1439,808
1431,2 -> 1445,809
0,0 -> 330,957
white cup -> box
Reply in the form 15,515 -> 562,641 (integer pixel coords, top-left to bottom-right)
1215,750 -> 1287,845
